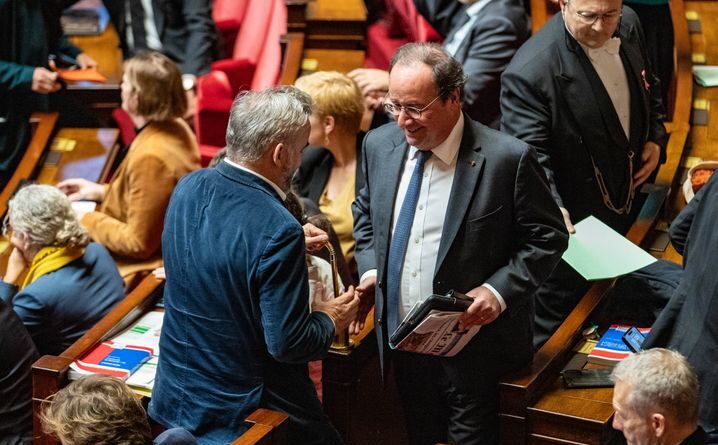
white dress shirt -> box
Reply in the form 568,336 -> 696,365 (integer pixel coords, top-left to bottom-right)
444,0 -> 493,56
360,114 -> 506,319
582,37 -> 631,138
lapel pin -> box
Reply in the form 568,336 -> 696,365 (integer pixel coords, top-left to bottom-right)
469,160 -> 476,167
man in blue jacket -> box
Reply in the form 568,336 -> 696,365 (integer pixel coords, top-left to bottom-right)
150,86 -> 359,445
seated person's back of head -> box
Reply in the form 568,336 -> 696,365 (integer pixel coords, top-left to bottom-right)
41,374 -> 197,445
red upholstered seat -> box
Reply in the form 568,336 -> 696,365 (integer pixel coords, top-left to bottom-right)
365,0 -> 440,69
212,0 -> 250,58
194,0 -> 286,165
112,108 -> 136,147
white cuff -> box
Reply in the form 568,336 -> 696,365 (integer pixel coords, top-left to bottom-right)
481,283 -> 507,313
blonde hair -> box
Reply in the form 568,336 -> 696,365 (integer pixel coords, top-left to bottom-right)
7,184 -> 89,249
123,51 -> 187,121
41,374 -> 153,445
294,71 -> 364,133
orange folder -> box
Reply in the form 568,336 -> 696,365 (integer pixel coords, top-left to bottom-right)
58,68 -> 108,83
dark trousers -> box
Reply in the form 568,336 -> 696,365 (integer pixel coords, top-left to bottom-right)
533,260 -> 591,349
624,2 -> 674,108
393,350 -> 500,445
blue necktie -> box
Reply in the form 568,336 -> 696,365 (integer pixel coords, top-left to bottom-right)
386,150 -> 432,335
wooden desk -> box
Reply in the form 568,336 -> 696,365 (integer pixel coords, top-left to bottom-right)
34,127 -> 120,185
304,0 -> 367,50
303,49 -> 366,74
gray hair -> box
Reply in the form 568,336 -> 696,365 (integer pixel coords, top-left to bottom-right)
389,42 -> 466,102
611,348 -> 699,425
225,86 -> 313,163
7,185 -> 89,249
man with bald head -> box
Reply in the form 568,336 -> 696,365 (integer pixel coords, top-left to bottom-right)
352,42 -> 567,445
500,0 -> 668,347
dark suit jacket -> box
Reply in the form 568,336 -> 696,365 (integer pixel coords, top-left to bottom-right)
414,0 -> 530,127
352,116 -> 568,372
0,243 -> 125,357
501,8 -> 667,233
150,162 -> 339,445
103,0 -> 216,75
644,173 -> 718,430
0,298 -> 37,445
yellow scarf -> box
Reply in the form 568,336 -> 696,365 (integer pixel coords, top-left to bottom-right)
21,246 -> 85,289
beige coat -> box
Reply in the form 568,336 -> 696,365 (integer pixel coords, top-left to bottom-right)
82,118 -> 200,278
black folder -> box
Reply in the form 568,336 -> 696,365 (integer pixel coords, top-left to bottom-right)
389,290 -> 473,346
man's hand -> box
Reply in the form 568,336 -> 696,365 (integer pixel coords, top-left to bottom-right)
458,286 -> 502,330
4,247 -> 28,285
32,67 -> 61,94
633,141 -> 661,188
312,286 -> 359,334
303,223 -> 329,253
75,53 -> 98,69
348,68 -> 390,96
559,207 -> 575,234
349,275 -> 376,335
56,178 -> 105,202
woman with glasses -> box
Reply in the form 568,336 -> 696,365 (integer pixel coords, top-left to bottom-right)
293,71 -> 366,282
57,52 -> 200,284
0,185 -> 124,356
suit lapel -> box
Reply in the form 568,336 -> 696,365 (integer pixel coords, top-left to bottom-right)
376,135 -> 410,277
152,0 -> 165,37
619,23 -> 649,146
435,122 -> 485,272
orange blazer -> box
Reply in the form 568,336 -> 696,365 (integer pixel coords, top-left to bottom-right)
82,118 -> 200,278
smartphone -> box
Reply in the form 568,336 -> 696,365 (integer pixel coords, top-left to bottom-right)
622,326 -> 646,353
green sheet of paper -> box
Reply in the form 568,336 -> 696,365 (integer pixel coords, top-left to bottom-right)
692,66 -> 718,87
562,215 -> 657,280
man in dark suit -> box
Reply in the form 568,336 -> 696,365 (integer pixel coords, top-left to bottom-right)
349,0 -> 529,127
351,43 -> 568,445
500,0 -> 668,347
149,87 -> 359,445
643,173 -> 718,441
103,0 -> 217,76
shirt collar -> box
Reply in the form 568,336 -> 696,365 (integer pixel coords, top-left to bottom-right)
222,158 -> 287,201
409,113 -> 464,166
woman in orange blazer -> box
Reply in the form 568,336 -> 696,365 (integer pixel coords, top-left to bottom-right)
58,52 -> 200,281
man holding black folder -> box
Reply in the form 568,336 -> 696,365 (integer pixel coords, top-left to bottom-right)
351,43 -> 568,445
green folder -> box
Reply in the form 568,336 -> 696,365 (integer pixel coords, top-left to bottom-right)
692,66 -> 718,87
562,215 -> 657,280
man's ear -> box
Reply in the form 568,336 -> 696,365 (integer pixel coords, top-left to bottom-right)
650,413 -> 666,438
271,143 -> 285,166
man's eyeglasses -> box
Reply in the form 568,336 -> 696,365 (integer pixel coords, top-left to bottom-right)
566,1 -> 621,25
383,94 -> 442,120
2,215 -> 11,237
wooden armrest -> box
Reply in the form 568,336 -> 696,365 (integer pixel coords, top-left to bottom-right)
0,112 -> 58,215
279,32 -> 305,86
232,409 -> 289,445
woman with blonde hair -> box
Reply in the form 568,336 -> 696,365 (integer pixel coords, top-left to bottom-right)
0,185 -> 124,356
293,71 -> 365,281
57,51 -> 200,282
